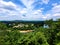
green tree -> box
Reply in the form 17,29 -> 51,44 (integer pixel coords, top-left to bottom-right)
0,22 -> 7,30
44,19 -> 53,28
55,32 -> 60,45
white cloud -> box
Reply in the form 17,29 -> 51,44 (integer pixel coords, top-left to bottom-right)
0,0 -> 23,20
0,0 -> 22,16
32,10 -> 42,15
53,13 -> 60,17
42,0 -> 49,4
52,3 -> 58,7
51,5 -> 60,19
20,8 -> 27,14
20,9 -> 43,21
43,4 -> 60,20
52,5 -> 60,13
0,0 -> 60,21
42,14 -> 51,19
0,0 -> 19,10
20,0 -> 45,21
0,0 -> 43,21
20,0 -> 35,9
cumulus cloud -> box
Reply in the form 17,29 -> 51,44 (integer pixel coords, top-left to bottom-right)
52,5 -> 60,13
51,4 -> 60,19
52,3 -> 58,7
0,0 -> 24,20
0,0 -> 22,15
0,0 -> 60,21
43,4 -> 60,20
42,0 -> 49,4
0,0 -> 43,21
20,0 -> 35,9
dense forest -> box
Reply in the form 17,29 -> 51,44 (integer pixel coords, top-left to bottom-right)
0,19 -> 60,45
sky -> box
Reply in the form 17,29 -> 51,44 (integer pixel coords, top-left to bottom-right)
0,0 -> 60,21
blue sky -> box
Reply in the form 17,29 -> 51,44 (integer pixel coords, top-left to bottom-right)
0,0 -> 60,21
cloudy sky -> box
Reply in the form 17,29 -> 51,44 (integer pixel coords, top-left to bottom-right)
0,0 -> 60,21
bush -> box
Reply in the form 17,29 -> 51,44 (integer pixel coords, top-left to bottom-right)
0,30 -> 49,45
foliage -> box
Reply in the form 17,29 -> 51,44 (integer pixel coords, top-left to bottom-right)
0,31 -> 49,45
0,18 -> 60,45
0,22 -> 7,30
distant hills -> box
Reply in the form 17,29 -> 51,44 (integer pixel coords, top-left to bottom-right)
0,20 -> 44,24
0,20 -> 57,24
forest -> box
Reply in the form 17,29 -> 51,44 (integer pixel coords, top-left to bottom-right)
0,19 -> 60,45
